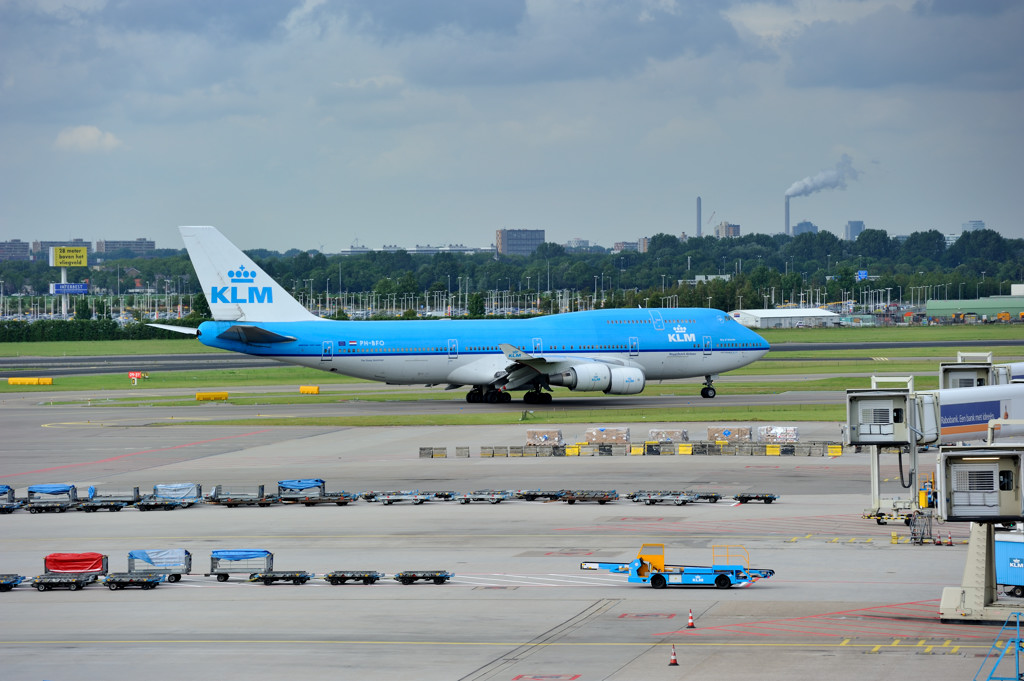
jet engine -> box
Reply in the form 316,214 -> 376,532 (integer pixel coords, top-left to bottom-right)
547,364 -> 646,394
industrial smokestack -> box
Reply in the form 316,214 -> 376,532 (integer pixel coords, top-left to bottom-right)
785,195 -> 790,236
696,196 -> 701,237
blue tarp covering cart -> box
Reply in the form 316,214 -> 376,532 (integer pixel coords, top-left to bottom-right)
0,485 -> 22,514
277,479 -> 358,506
27,484 -> 78,513
136,483 -> 203,511
205,549 -> 273,582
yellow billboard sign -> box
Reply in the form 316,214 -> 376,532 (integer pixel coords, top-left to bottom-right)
49,247 -> 88,267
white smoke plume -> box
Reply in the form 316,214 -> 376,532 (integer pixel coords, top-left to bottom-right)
785,154 -> 859,198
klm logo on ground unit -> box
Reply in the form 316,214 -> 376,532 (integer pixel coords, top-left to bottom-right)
668,325 -> 696,343
210,266 -> 273,304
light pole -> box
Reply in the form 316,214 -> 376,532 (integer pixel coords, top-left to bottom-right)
661,274 -> 666,293
959,282 -> 964,299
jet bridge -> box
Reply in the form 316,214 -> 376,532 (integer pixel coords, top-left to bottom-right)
846,378 -> 1024,523
939,351 -> 1024,390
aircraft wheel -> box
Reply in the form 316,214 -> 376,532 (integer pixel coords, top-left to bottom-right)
485,391 -> 499,403
701,386 -> 716,398
500,391 -> 512,403
541,392 -> 552,403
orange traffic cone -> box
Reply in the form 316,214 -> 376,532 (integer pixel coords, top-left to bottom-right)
947,532 -> 953,546
686,609 -> 696,629
669,644 -> 679,666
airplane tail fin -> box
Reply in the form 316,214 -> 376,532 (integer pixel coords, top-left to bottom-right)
180,226 -> 318,322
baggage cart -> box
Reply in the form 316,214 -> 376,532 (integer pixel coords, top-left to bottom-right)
455,490 -> 513,504
516,489 -> 566,502
31,573 -> 98,591
995,532 -> 1024,598
104,572 -> 161,590
562,490 -> 619,505
423,490 -> 456,501
33,552 -> 108,591
0,485 -> 23,514
734,492 -> 779,504
247,570 -> 312,585
136,483 -> 202,511
323,570 -> 383,585
277,479 -> 358,506
26,484 -> 78,513
377,490 -> 430,505
127,549 -> 192,583
684,490 -> 723,503
629,490 -> 698,506
208,484 -> 278,507
582,543 -> 775,589
0,574 -> 26,591
80,486 -> 140,512
393,570 -> 453,585
205,549 -> 273,582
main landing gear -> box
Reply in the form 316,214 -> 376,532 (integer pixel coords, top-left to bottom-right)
523,391 -> 552,404
700,375 -> 716,399
466,388 -> 512,404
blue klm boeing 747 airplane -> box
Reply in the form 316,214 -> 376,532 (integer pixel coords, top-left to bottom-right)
152,226 -> 770,404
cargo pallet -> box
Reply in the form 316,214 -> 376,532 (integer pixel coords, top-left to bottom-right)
247,570 -> 312,585
208,484 -> 279,508
629,490 -> 698,506
375,491 -> 431,505
26,484 -> 79,513
104,572 -> 161,590
516,490 -> 566,501
31,573 -> 98,591
323,570 -> 383,585
562,490 -> 619,504
393,570 -> 453,585
80,487 -> 140,512
127,549 -> 192,583
734,492 -> 779,504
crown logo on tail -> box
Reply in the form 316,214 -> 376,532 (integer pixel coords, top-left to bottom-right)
228,266 -> 256,283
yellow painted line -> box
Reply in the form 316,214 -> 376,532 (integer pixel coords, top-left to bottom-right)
893,639 -> 901,646
864,538 -> 873,543
829,538 -> 839,543
942,640 -> 951,647
951,646 -> 960,654
924,646 -> 933,653
917,639 -> 926,646
840,639 -> 850,647
847,538 -> 857,543
870,645 -> 881,653
805,534 -> 813,538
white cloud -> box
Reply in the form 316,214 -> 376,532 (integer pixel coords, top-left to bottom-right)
53,125 -> 122,152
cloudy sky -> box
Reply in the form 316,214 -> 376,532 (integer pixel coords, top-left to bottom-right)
1,0 -> 1022,251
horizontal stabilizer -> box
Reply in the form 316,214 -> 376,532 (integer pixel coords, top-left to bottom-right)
147,323 -> 199,336
216,325 -> 296,344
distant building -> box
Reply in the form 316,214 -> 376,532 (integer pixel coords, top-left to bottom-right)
564,237 -> 590,251
730,308 -> 841,329
844,221 -> 865,241
792,221 -> 818,236
95,238 -> 156,258
0,239 -> 31,261
637,237 -> 650,253
962,220 -> 985,232
612,241 -> 638,253
496,229 -> 544,256
714,222 -> 740,238
944,233 -> 960,248
32,238 -> 92,257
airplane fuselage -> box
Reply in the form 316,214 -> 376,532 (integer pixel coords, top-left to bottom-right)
197,307 -> 769,386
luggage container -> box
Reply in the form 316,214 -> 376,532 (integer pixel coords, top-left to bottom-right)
277,479 -> 358,506
0,574 -> 26,591
26,484 -> 78,513
323,570 -> 383,585
393,570 -> 453,585
207,484 -> 278,507
127,549 -> 192,583
136,483 -> 203,511
515,490 -> 566,501
33,552 -> 108,591
375,490 -> 430,505
104,573 -> 161,590
80,486 -> 140,512
0,485 -> 22,514
205,549 -> 273,582
995,532 -> 1024,598
247,570 -> 312,585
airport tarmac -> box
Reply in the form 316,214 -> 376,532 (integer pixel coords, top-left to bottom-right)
0,388 -> 1015,681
